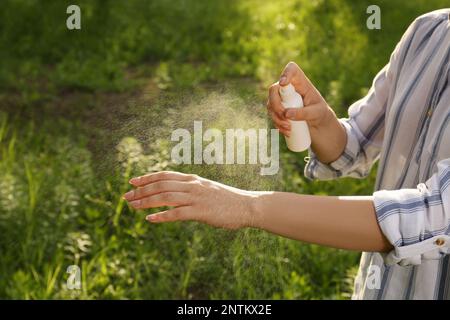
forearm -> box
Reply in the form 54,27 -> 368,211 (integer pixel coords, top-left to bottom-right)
309,108 -> 347,164
249,192 -> 392,252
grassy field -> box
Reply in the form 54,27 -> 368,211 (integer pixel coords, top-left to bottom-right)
0,0 -> 448,299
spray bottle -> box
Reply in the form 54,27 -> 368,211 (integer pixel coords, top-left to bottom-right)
279,83 -> 311,152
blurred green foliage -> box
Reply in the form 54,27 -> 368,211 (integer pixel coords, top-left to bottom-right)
1,0 -> 448,104
0,0 -> 448,299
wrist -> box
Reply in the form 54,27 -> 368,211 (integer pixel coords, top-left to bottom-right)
310,105 -> 347,164
309,103 -> 336,140
319,104 -> 338,130
243,191 -> 267,229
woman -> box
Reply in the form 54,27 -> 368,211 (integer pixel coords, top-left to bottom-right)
124,9 -> 450,299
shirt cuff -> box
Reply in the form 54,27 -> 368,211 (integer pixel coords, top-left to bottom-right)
304,119 -> 359,180
373,188 -> 450,266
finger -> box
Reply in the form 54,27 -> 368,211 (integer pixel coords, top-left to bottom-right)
279,62 -> 320,103
269,110 -> 290,130
268,109 -> 291,135
284,103 -> 324,121
268,83 -> 286,118
146,206 -> 193,223
129,192 -> 191,209
129,171 -> 196,187
124,180 -> 191,201
277,128 -> 290,138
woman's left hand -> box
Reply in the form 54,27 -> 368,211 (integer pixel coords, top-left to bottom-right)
123,171 -> 257,229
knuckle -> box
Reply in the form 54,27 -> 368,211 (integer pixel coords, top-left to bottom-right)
159,192 -> 169,201
154,180 -> 167,191
286,61 -> 298,72
296,108 -> 305,117
143,183 -> 154,193
288,61 -> 299,69
188,174 -> 199,181
268,83 -> 278,94
275,111 -> 284,120
141,197 -> 150,207
157,172 -> 168,180
171,209 -> 181,220
189,180 -> 202,191
133,187 -> 142,198
136,186 -> 147,198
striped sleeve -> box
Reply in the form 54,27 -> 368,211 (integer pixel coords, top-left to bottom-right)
305,16 -> 421,181
374,159 -> 450,266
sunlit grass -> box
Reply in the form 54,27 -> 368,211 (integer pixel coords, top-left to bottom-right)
1,0 -> 447,299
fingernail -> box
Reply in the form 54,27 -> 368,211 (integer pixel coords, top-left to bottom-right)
279,76 -> 287,85
286,110 -> 296,119
129,177 -> 140,185
123,190 -> 134,200
130,200 -> 141,208
146,215 -> 157,222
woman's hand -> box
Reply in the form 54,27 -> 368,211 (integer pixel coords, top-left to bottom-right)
123,171 -> 257,229
268,62 -> 347,164
267,61 -> 334,137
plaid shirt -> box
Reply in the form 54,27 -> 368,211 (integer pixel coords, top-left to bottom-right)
305,9 -> 450,299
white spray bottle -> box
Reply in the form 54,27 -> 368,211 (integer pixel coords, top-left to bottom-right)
279,83 -> 311,152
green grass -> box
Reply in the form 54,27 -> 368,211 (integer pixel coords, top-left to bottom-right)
0,0 -> 448,299
0,88 -> 361,299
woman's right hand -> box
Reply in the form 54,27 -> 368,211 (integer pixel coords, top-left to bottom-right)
267,61 -> 335,137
